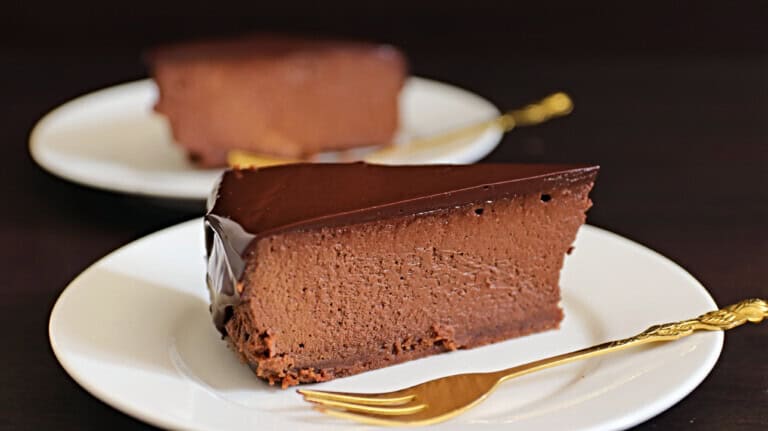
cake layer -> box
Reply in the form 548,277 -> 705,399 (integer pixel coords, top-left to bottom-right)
205,163 -> 598,387
149,35 -> 406,166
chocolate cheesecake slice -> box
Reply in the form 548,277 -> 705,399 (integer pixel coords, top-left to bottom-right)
206,162 -> 598,387
148,35 -> 406,167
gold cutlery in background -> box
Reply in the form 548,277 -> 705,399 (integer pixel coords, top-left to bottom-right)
227,92 -> 574,168
299,298 -> 768,427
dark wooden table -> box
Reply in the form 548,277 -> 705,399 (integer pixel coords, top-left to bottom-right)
2,2 -> 766,429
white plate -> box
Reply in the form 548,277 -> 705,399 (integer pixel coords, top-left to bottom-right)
30,78 -> 502,200
49,220 -> 722,430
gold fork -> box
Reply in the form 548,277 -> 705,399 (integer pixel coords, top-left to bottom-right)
364,91 -> 573,162
298,298 -> 768,426
227,92 -> 573,168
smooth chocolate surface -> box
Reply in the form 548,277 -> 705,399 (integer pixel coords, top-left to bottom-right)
209,162 -> 598,237
206,162 -> 598,334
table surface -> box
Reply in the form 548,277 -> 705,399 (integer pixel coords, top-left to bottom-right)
2,1 -> 766,430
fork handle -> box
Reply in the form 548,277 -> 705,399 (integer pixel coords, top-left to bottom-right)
402,92 -> 572,150
493,298 -> 768,383
366,92 -> 573,164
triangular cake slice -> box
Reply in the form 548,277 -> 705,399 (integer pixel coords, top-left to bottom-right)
206,162 -> 599,387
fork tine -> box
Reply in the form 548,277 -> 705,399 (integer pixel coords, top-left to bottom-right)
297,389 -> 415,406
313,405 -> 421,426
303,395 -> 426,415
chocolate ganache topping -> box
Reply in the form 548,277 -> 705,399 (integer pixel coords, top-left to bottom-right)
205,162 -> 599,333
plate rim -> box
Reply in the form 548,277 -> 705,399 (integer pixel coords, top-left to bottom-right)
48,219 -> 202,430
29,77 -> 502,201
48,220 -> 723,430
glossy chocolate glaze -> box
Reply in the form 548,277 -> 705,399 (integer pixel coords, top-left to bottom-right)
205,162 -> 599,333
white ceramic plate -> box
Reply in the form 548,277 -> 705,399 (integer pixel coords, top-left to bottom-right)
49,220 -> 721,430
30,78 -> 502,200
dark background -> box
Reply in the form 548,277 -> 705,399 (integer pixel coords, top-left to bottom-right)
2,1 -> 766,429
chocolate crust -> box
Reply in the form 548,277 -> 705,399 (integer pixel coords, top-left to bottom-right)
226,307 -> 563,387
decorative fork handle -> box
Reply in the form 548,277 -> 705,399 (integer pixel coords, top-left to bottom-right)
228,92 -> 573,167
493,298 -> 768,383
389,92 -> 573,155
